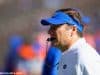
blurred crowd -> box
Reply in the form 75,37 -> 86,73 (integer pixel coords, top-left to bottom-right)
4,32 -> 49,75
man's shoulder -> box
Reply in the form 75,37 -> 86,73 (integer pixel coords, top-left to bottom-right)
76,42 -> 100,65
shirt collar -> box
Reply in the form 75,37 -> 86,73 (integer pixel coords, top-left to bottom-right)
63,38 -> 86,55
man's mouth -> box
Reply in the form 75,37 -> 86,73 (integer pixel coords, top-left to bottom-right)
50,37 -> 59,46
50,37 -> 56,41
47,37 -> 56,41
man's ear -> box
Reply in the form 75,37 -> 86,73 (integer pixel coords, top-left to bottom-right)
71,26 -> 77,36
72,26 -> 77,32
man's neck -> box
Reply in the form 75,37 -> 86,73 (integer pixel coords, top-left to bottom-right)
62,36 -> 81,52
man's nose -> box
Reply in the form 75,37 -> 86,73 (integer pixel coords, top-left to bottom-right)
48,29 -> 51,34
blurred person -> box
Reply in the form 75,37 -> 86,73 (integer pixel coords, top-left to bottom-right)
35,32 -> 50,60
94,30 -> 100,54
4,35 -> 24,74
33,42 -> 46,62
41,8 -> 100,75
84,33 -> 96,48
15,38 -> 44,75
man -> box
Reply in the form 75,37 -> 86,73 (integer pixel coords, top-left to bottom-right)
41,8 -> 100,75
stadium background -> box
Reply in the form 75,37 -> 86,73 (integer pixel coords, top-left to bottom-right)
0,0 -> 100,71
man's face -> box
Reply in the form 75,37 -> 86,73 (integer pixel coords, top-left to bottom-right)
48,24 -> 73,48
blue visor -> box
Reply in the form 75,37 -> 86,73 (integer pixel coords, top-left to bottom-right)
41,11 -> 83,32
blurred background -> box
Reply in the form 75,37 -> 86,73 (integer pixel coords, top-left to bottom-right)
0,0 -> 100,74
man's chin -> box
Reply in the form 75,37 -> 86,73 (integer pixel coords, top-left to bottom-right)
50,42 -> 68,52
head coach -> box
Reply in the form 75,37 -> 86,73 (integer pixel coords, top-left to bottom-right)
41,8 -> 100,75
